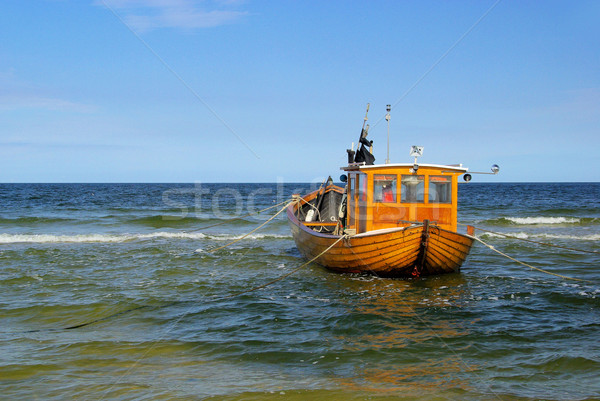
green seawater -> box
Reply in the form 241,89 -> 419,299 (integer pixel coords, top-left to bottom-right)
0,183 -> 599,400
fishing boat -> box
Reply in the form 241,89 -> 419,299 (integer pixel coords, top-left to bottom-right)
287,105 -> 498,277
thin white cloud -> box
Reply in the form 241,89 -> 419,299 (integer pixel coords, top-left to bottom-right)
0,72 -> 95,113
0,94 -> 95,113
97,0 -> 249,32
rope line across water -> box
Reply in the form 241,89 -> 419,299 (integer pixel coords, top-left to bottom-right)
20,198 -> 320,333
189,198 -> 292,232
217,234 -> 350,300
473,236 -> 593,283
206,201 -> 293,253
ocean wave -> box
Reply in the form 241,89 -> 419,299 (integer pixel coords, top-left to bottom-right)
0,233 -> 134,244
0,217 -> 77,225
125,215 -> 256,227
507,217 -> 581,225
0,232 -> 291,244
480,232 -> 600,241
538,233 -> 600,241
484,216 -> 599,226
207,233 -> 291,241
480,232 -> 530,239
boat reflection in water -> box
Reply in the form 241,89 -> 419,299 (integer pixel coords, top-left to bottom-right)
327,274 -> 477,394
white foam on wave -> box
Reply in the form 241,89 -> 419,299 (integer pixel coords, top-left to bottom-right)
480,232 -> 600,241
482,232 -> 530,239
207,233 -> 291,241
538,233 -> 600,241
138,232 -> 208,240
505,217 -> 580,225
0,231 -> 291,244
0,233 -> 132,243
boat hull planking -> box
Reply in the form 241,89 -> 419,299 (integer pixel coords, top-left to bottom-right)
287,194 -> 474,277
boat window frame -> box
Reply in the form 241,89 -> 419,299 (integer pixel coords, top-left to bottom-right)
428,175 -> 452,204
400,174 -> 425,203
373,174 -> 397,203
357,172 -> 367,202
347,174 -> 357,229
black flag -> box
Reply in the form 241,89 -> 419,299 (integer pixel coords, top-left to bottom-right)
354,143 -> 375,165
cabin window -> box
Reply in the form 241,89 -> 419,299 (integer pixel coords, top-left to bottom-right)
429,176 -> 452,203
401,175 -> 424,203
358,173 -> 367,202
374,175 -> 397,203
348,176 -> 355,228
349,176 -> 356,199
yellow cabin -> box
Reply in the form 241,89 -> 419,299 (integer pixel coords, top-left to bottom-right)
343,163 -> 468,234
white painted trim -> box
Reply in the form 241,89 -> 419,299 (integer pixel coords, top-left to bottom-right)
343,163 -> 469,173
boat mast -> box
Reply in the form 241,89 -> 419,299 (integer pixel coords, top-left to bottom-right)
360,103 -> 370,149
385,104 -> 391,164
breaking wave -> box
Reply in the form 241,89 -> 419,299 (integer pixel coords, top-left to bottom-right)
484,217 -> 599,226
480,232 -> 600,241
506,217 -> 581,225
0,232 -> 291,244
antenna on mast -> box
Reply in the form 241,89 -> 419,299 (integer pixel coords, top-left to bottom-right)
353,103 -> 376,165
385,104 -> 391,164
363,103 -> 370,127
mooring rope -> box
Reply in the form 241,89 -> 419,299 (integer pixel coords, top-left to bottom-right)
217,234 -> 349,299
91,234 -> 351,401
294,195 -> 321,221
22,215 -> 347,333
459,223 -> 599,255
189,198 -> 292,232
21,305 -> 153,333
473,236 -> 592,283
207,200 -> 294,253
57,199 -> 293,331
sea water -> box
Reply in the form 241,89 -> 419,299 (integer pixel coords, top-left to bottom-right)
0,183 -> 598,400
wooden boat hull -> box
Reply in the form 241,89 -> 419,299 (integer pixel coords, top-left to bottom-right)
287,200 -> 474,277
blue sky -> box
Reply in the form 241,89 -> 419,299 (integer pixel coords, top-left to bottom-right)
1,0 -> 598,183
